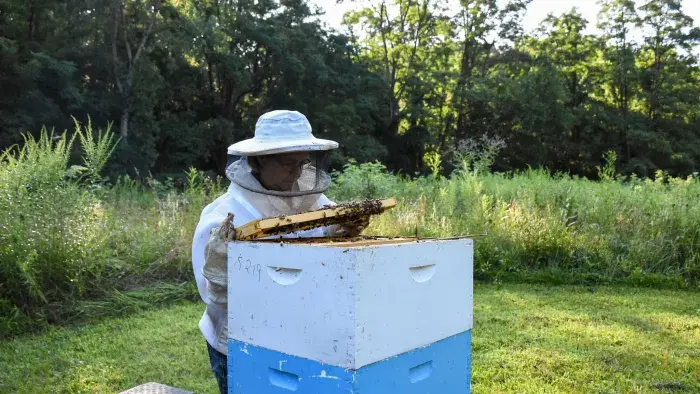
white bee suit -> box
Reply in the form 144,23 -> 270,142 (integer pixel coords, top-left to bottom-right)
192,160 -> 338,354
193,109 -> 341,355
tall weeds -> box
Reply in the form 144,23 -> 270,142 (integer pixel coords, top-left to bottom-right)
0,121 -> 222,336
0,125 -> 108,327
2,123 -> 698,337
331,160 -> 700,288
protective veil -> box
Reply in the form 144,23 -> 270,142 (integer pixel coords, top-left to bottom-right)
225,153 -> 332,215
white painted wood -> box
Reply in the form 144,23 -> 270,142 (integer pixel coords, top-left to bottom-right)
352,240 -> 473,368
228,244 -> 357,367
227,238 -> 473,369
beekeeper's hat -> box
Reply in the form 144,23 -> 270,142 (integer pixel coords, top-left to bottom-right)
227,110 -> 338,156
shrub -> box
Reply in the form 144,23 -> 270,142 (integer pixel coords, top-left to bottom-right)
0,121 -> 115,327
0,120 -> 223,336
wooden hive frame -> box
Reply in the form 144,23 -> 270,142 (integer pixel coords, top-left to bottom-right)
249,234 -> 486,246
234,198 -> 397,240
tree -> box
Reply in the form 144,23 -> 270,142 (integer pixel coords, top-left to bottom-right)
1,0 -> 698,178
176,0 -> 389,172
635,0 -> 700,174
638,0 -> 700,123
344,2 -> 435,148
111,0 -> 164,142
0,0 -> 87,146
522,10 -> 604,173
597,0 -> 639,163
446,0 -> 531,151
342,0 -> 532,174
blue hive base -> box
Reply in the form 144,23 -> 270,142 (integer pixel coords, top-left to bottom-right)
227,331 -> 471,394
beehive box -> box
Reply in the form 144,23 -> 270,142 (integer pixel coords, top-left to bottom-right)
226,237 -> 473,393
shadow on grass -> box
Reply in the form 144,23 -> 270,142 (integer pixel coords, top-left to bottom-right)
472,284 -> 700,393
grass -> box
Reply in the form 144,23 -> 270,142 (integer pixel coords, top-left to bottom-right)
1,283 -> 698,394
0,301 -> 216,394
473,284 -> 700,393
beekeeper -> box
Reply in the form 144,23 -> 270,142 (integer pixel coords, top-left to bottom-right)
191,110 -> 367,393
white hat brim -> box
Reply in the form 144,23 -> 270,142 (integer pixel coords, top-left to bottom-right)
227,137 -> 339,156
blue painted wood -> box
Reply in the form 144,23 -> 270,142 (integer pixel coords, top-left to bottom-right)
227,331 -> 471,394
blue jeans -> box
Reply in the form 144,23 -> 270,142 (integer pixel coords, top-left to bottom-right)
206,341 -> 228,394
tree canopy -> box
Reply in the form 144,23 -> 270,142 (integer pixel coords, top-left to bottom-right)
1,0 -> 698,178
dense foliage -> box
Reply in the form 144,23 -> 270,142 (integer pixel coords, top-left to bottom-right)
1,0 -> 699,178
0,123 -> 218,335
1,128 -> 698,336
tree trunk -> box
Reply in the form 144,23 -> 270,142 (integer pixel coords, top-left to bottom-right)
450,37 -> 475,147
111,0 -> 160,143
120,109 -> 129,140
28,7 -> 35,40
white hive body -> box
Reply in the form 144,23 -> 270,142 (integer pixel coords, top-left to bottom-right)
227,238 -> 474,393
227,239 -> 474,368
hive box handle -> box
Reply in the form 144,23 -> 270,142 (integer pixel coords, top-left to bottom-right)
409,360 -> 433,383
267,267 -> 303,285
268,367 -> 300,390
409,264 -> 436,283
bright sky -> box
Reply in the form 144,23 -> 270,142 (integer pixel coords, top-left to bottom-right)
310,0 -> 700,44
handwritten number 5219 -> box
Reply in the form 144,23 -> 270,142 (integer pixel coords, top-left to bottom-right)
235,255 -> 261,282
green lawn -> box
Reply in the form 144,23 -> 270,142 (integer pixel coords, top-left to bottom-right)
1,284 -> 698,394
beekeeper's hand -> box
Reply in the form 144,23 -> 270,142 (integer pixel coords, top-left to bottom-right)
337,216 -> 370,237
